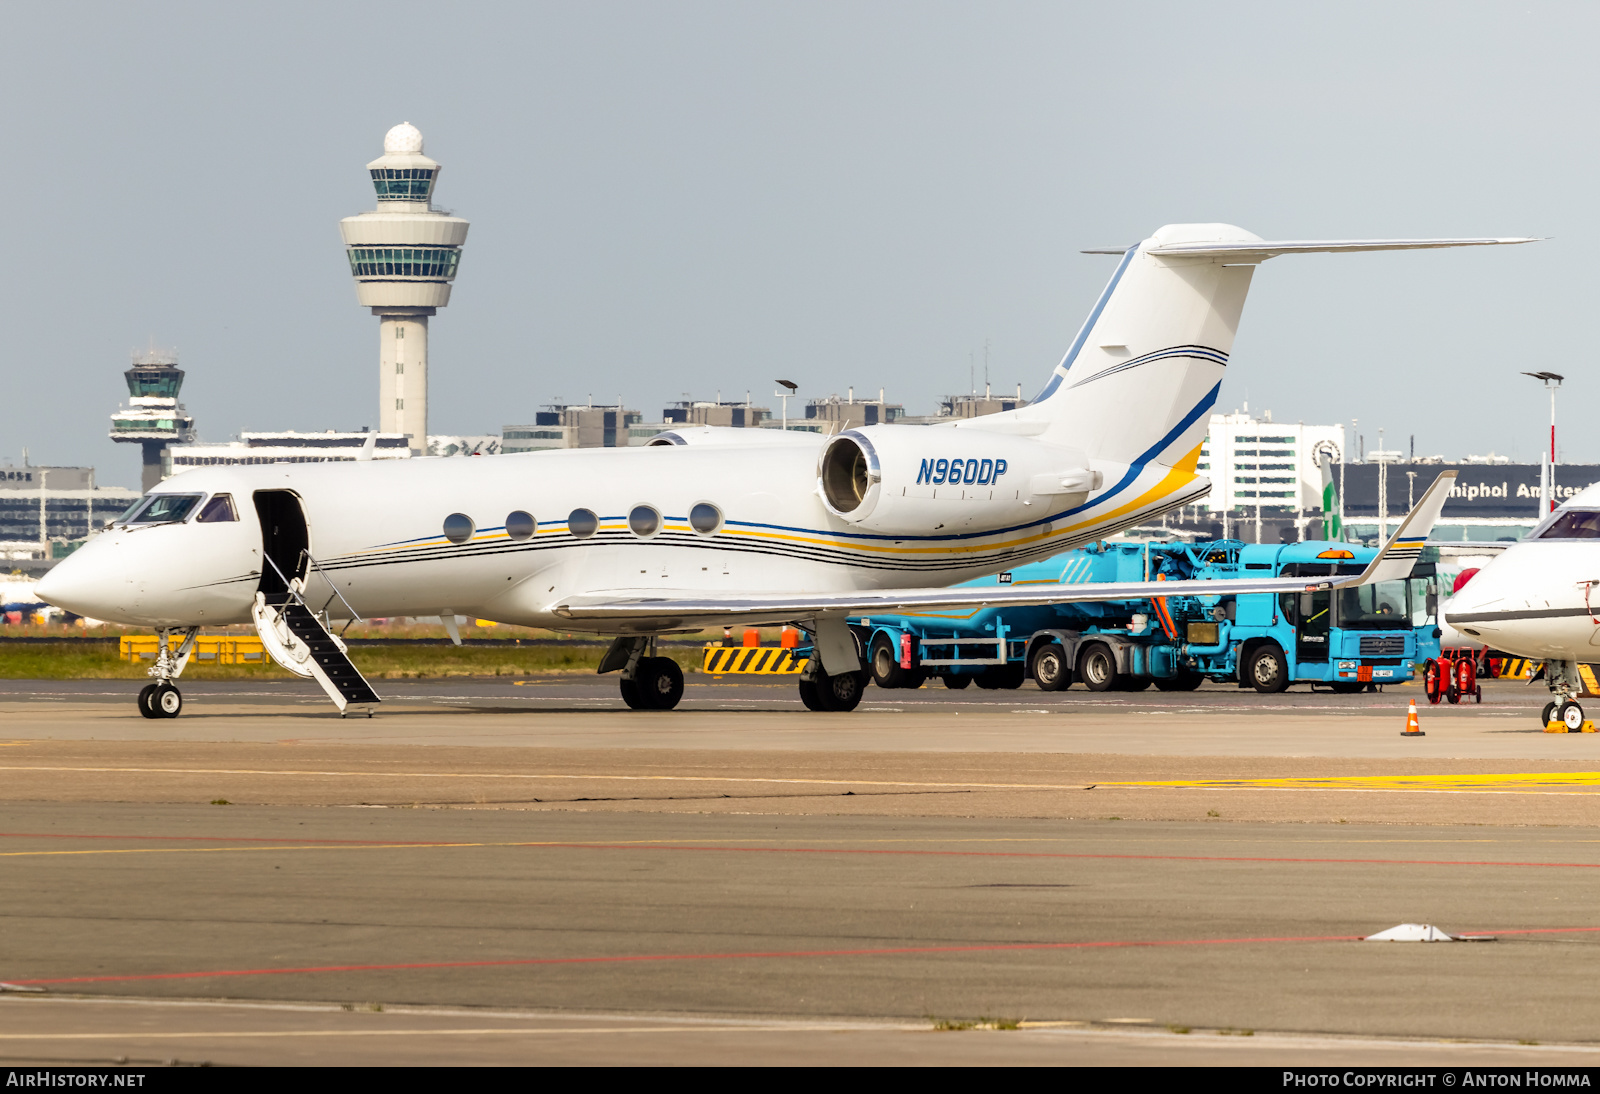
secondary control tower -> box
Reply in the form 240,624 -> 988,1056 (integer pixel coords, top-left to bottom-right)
339,123 -> 469,454
109,349 -> 196,491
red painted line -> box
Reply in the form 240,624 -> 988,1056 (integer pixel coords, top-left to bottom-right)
9,933 -> 1366,986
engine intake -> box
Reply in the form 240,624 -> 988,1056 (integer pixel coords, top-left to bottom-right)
816,427 -> 1101,535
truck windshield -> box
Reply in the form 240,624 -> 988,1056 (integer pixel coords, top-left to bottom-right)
1336,579 -> 1412,630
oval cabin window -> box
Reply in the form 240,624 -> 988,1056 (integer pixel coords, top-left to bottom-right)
505,510 -> 536,541
689,502 -> 722,535
628,506 -> 661,538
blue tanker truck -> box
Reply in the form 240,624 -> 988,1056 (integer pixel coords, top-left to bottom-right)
848,539 -> 1441,693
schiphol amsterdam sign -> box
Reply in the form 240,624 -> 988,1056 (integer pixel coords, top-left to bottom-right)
1342,464 -> 1600,518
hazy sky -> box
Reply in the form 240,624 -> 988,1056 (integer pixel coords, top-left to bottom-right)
1,2 -> 1591,487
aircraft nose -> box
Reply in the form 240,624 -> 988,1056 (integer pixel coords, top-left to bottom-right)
35,539 -> 125,620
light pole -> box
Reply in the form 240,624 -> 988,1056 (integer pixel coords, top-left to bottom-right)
1521,371 -> 1563,512
774,379 -> 798,432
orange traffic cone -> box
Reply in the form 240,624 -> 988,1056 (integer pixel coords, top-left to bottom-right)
1401,700 -> 1424,737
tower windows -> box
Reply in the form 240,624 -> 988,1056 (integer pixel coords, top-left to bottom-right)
396,362 -> 404,374
346,247 -> 461,279
369,168 -> 436,199
396,399 -> 404,410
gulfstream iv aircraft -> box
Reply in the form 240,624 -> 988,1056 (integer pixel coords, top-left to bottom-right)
39,224 -> 1523,717
1445,482 -> 1600,730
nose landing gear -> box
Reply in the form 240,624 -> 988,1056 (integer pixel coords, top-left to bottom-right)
135,628 -> 198,719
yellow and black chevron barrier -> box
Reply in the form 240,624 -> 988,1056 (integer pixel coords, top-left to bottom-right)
1498,657 -> 1542,680
702,645 -> 809,675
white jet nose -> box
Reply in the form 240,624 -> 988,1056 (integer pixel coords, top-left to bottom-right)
35,537 -> 131,621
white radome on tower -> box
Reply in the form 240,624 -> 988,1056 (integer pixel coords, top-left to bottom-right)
340,123 -> 470,454
383,122 -> 424,154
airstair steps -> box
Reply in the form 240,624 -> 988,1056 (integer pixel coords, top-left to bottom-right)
257,590 -> 381,712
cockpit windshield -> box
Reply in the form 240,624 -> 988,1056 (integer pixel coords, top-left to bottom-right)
122,493 -> 203,525
1536,509 -> 1600,539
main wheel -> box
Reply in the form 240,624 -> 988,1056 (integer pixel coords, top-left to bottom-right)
1541,700 -> 1558,726
869,634 -> 910,689
152,683 -> 183,718
1029,643 -> 1071,692
942,674 -> 972,690
798,675 -> 827,711
1078,643 -> 1118,693
1246,645 -> 1289,694
823,670 -> 867,712
1116,676 -> 1153,692
635,657 -> 684,710
1560,700 -> 1585,732
137,683 -> 160,719
619,676 -> 648,710
1154,671 -> 1203,692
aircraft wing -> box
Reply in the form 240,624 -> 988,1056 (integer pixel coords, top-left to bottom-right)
554,474 -> 1457,625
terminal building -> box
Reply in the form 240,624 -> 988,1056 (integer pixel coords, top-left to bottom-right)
0,462 -> 138,565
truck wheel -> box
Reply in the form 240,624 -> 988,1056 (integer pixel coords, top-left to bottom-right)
1078,643 -> 1118,693
1154,671 -> 1202,692
943,674 -> 972,690
984,664 -> 1026,690
869,634 -> 908,689
1030,644 -> 1071,691
1330,681 -> 1365,694
1247,645 -> 1289,694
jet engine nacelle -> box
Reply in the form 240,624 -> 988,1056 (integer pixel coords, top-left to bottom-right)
817,426 -> 1102,534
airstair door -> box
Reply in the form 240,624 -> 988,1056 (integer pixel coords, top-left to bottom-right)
249,489 -> 381,715
253,490 -> 309,599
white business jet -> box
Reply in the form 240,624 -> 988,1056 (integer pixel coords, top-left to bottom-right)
1444,482 -> 1600,729
39,224 -> 1524,718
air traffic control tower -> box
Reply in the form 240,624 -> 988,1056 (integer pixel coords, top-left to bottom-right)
339,123 -> 469,454
109,350 -> 196,491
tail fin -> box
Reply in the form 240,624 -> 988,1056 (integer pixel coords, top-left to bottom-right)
1318,452 -> 1342,541
990,226 -> 1535,474
1338,471 -> 1457,587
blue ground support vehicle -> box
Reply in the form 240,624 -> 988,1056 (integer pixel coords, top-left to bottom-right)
848,539 -> 1442,694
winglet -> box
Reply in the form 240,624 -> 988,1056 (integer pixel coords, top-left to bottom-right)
1335,470 -> 1458,588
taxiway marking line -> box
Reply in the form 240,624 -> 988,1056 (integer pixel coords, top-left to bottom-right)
7,933 -> 1371,985
4,839 -> 1600,870
7,765 -> 1600,796
1103,773 -> 1600,792
0,1026 -> 881,1040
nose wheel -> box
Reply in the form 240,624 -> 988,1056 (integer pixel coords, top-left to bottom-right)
138,683 -> 183,719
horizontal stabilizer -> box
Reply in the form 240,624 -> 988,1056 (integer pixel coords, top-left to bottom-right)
1140,237 -> 1539,262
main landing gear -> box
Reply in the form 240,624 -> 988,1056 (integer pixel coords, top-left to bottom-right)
600,637 -> 685,711
798,662 -> 868,712
137,627 -> 198,719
